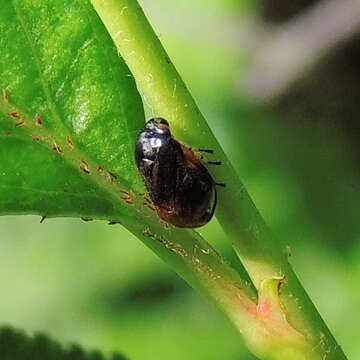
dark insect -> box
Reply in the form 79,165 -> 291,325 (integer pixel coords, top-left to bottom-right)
135,118 -> 218,228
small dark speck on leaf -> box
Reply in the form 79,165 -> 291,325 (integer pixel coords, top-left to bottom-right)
66,135 -> 74,148
108,171 -> 117,180
52,143 -> 63,153
80,166 -> 90,174
121,197 -> 133,205
159,219 -> 169,229
144,203 -> 156,212
80,160 -> 90,174
14,120 -> 25,128
8,112 -> 20,119
35,113 -> 42,126
106,171 -> 117,182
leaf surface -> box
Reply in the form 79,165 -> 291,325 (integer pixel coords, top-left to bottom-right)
0,0 -> 144,220
0,1 -> 256,330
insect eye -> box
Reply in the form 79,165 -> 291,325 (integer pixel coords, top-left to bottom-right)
158,118 -> 169,126
146,118 -> 170,134
151,117 -> 169,127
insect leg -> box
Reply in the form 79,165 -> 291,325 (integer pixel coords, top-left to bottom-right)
197,148 -> 214,154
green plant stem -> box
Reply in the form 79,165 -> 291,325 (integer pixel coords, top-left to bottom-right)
90,1 -> 347,359
0,89 -> 257,334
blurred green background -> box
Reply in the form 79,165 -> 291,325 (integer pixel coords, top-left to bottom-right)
1,0 -> 359,359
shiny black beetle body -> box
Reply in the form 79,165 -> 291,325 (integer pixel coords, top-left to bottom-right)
135,118 -> 216,228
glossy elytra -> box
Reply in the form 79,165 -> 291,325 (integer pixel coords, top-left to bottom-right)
135,118 -> 218,228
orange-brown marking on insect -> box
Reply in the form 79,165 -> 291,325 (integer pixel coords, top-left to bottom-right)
158,206 -> 176,221
159,124 -> 169,132
3,131 -> 11,135
138,192 -> 146,197
3,89 -> 8,102
31,135 -> 40,142
120,190 -> 130,196
40,216 -> 47,223
181,144 -> 200,169
97,166 -> 104,173
35,113 -> 42,126
8,112 -> 20,119
52,143 -> 63,153
80,160 -> 90,174
66,136 -> 74,148
14,120 -> 25,128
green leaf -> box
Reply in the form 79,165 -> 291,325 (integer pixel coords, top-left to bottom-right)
1,2 -> 347,360
0,0 -> 144,220
0,326 -> 127,360
0,0 -> 254,325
